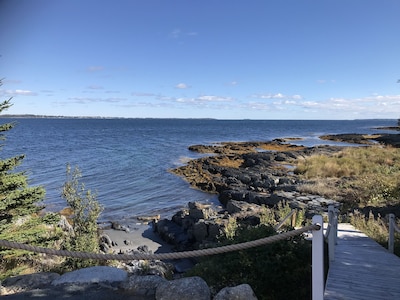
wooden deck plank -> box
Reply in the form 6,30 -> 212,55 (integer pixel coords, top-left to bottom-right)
324,223 -> 400,300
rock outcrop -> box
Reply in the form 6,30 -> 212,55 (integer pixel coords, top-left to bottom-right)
1,267 -> 257,299
156,141 -> 341,251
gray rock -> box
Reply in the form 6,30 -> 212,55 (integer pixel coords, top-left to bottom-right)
120,275 -> 166,297
227,200 -> 260,214
174,259 -> 195,273
51,266 -> 128,286
155,276 -> 210,300
188,202 -> 215,220
58,215 -> 74,235
1,272 -> 60,295
214,284 -> 258,300
192,220 -> 208,242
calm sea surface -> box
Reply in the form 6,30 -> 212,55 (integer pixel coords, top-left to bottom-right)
0,118 -> 396,223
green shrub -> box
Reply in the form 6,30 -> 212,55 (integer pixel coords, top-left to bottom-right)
61,164 -> 103,270
186,224 -> 312,300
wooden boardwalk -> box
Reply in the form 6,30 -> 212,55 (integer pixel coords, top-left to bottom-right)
324,223 -> 400,299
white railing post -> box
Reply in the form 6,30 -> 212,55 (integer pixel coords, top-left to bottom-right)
389,213 -> 395,253
328,206 -> 336,262
312,214 -> 324,300
333,208 -> 338,246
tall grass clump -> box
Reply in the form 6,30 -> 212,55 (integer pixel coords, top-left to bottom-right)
294,146 -> 400,208
350,210 -> 400,256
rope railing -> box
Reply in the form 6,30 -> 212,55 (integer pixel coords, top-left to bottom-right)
0,224 -> 320,261
0,217 -> 326,300
388,214 -> 400,253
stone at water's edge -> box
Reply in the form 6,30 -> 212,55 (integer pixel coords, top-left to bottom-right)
1,268 -> 257,299
51,266 -> 128,286
214,284 -> 258,300
155,276 -> 210,300
120,275 -> 167,297
1,272 -> 60,295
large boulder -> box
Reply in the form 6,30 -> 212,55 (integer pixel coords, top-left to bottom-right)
214,284 -> 258,300
188,201 -> 216,220
155,276 -> 210,300
51,266 -> 127,286
120,275 -> 166,298
1,272 -> 60,295
154,219 -> 189,249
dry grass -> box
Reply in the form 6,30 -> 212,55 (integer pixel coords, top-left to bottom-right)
297,178 -> 344,200
349,210 -> 400,256
258,143 -> 305,152
211,155 -> 244,168
294,146 -> 400,208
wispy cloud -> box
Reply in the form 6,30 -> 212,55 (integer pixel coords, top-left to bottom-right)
175,83 -> 190,89
317,79 -> 336,84
2,79 -> 22,85
105,90 -> 120,94
68,97 -> 126,103
197,95 -> 233,102
168,29 -> 198,39
132,92 -> 158,97
86,85 -> 104,90
87,66 -> 104,72
173,95 -> 234,106
169,29 -> 181,39
2,89 -> 38,96
252,93 -> 303,100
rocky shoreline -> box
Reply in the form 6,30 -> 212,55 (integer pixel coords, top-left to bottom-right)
3,131 -> 399,298
99,131 -> 399,258
102,132 -> 400,268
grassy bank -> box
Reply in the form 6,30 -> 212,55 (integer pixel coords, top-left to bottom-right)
293,145 -> 400,254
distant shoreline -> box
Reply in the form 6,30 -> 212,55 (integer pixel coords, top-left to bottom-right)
0,114 -> 216,120
0,114 -> 397,121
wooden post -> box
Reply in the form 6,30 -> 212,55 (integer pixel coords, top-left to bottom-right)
291,210 -> 297,227
312,215 -> 324,300
389,214 -> 395,253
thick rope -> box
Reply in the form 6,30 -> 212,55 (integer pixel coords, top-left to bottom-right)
0,224 -> 320,261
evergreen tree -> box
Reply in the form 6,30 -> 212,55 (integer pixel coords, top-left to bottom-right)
0,97 -> 45,232
0,81 -> 56,279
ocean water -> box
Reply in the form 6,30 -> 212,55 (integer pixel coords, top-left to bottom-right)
0,118 -> 396,223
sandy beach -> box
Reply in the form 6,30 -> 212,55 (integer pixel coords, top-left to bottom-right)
101,222 -> 173,254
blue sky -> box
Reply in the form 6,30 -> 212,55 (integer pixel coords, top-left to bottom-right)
1,0 -> 399,119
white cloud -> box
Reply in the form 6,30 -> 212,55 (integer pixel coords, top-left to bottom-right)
253,93 -> 303,100
3,89 -> 38,96
317,79 -> 336,84
68,97 -> 126,103
169,29 -> 198,39
87,85 -> 104,90
245,102 -> 271,110
175,83 -> 190,89
197,95 -> 233,102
